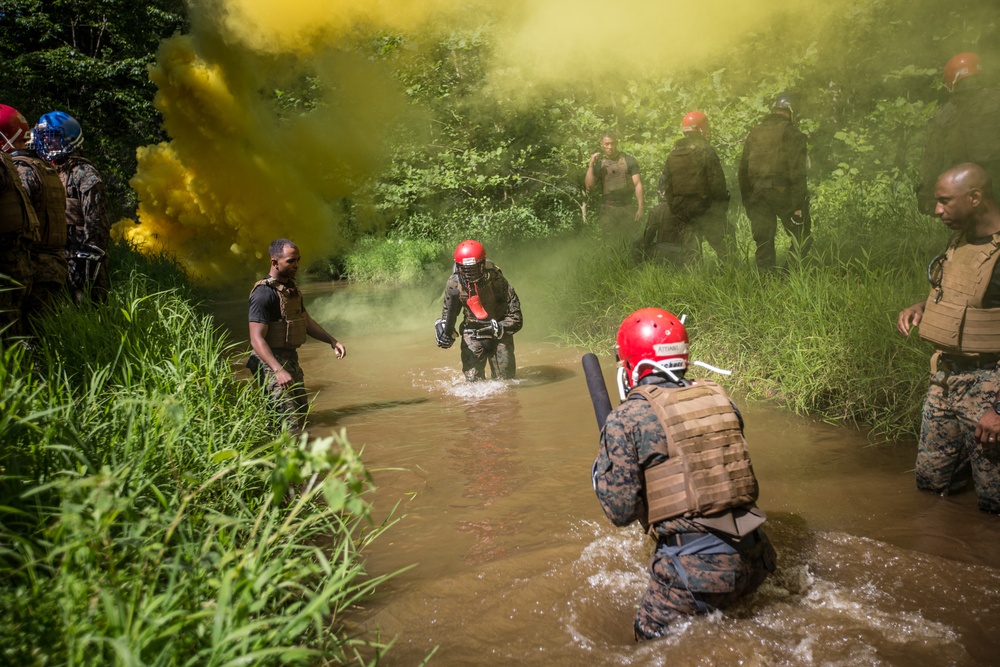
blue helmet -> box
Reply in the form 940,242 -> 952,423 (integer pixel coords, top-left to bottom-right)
31,111 -> 84,162
770,93 -> 795,118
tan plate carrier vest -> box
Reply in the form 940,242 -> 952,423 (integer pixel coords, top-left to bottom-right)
666,142 -> 709,197
251,278 -> 308,350
601,156 -> 630,195
12,154 -> 67,251
0,155 -> 38,239
631,381 -> 759,527
747,122 -> 790,184
919,231 -> 1000,355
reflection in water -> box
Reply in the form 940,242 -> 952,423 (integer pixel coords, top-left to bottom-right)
213,283 -> 1000,666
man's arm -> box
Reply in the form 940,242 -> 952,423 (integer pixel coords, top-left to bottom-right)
79,166 -> 111,251
249,321 -> 296,389
593,413 -> 644,527
737,139 -> 751,201
497,277 -> 523,335
584,152 -> 601,191
305,312 -> 346,358
632,173 -> 645,222
788,127 -> 809,205
897,301 -> 927,337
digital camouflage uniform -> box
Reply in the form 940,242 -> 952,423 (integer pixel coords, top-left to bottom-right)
248,278 -> 309,433
0,151 -> 37,339
644,134 -> 732,264
738,113 -> 811,268
914,230 -> 1000,512
59,154 -> 110,303
440,262 -> 523,382
917,79 -> 1000,215
593,378 -> 776,640
11,149 -> 69,322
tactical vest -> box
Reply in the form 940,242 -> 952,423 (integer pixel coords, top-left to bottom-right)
0,154 -> 38,239
746,122 -> 790,184
12,153 -> 67,251
458,260 -> 500,321
601,156 -> 630,196
250,278 -> 308,350
919,232 -> 1000,354
666,141 -> 710,197
631,381 -> 759,526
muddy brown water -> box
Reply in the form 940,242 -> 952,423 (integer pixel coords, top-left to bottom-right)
216,281 -> 1000,666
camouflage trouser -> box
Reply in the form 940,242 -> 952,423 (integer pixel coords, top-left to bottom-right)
67,253 -> 109,304
643,197 -> 732,264
599,203 -> 640,245
635,529 -> 776,640
916,364 -> 1000,513
247,349 -> 307,433
460,331 -> 515,382
744,189 -> 811,269
22,251 -> 69,330
0,234 -> 33,340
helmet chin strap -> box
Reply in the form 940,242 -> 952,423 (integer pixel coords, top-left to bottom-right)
618,358 -> 733,401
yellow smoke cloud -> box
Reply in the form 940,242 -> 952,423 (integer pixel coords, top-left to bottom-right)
128,0 -> 838,281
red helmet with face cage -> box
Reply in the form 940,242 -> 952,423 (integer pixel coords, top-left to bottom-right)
616,307 -> 689,389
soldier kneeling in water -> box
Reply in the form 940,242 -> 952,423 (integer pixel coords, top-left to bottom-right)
593,308 -> 776,640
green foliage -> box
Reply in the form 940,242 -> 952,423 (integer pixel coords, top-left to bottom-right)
343,236 -> 444,284
0,247 -> 396,665
555,236 -> 939,440
0,0 -> 188,219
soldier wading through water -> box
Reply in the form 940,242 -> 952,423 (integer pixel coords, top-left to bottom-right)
592,307 -> 776,640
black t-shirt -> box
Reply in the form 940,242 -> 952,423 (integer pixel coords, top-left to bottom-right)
248,279 -> 305,323
968,235 -> 1000,308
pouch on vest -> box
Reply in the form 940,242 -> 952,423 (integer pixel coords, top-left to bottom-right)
918,298 -> 964,350
602,157 -> 630,196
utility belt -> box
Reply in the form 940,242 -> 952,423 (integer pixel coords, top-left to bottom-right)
933,351 -> 1000,374
662,526 -> 764,551
752,177 -> 790,193
462,323 -> 496,340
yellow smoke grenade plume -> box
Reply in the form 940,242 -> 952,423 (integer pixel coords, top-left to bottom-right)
128,0 -> 834,281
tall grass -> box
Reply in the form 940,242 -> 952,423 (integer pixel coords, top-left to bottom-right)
342,237 -> 444,284
0,246 -> 398,665
555,228 -> 943,441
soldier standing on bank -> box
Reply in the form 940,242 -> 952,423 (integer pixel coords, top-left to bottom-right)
738,94 -> 811,269
593,307 -> 776,640
248,238 -> 346,434
584,129 -> 645,243
917,52 -> 1000,215
897,163 -> 1000,513
0,105 -> 69,325
31,111 -> 110,304
643,111 -> 732,264
435,239 -> 523,382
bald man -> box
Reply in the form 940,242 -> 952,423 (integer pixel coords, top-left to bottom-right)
897,163 -> 1000,513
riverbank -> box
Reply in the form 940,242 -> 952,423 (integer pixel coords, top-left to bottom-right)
0,241 -> 394,665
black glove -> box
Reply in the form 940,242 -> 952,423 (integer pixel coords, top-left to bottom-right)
435,319 -> 455,348
490,319 -> 505,339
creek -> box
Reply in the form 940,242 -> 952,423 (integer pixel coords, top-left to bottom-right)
217,281 -> 1000,666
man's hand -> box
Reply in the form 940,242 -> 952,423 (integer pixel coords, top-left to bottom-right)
589,152 -> 601,166
331,340 -> 346,359
791,209 -> 804,224
435,318 -> 455,348
974,407 -> 1000,446
897,301 -> 927,337
275,367 -> 295,390
490,319 -> 505,339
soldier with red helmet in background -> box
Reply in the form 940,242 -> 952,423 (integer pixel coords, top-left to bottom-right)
592,307 -> 775,640
738,93 -> 811,269
643,111 -> 732,264
917,53 -> 1000,215
0,104 -> 69,325
32,111 -> 110,303
436,239 -> 523,381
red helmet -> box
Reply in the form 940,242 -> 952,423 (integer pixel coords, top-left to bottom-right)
454,239 -> 486,266
616,308 -> 689,393
0,105 -> 29,152
681,111 -> 710,135
944,52 -> 981,92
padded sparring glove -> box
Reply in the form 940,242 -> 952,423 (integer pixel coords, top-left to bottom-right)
490,319 -> 505,339
435,319 -> 455,348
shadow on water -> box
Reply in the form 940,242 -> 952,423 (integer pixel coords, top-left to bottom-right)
309,398 -> 430,426
512,364 -> 576,387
